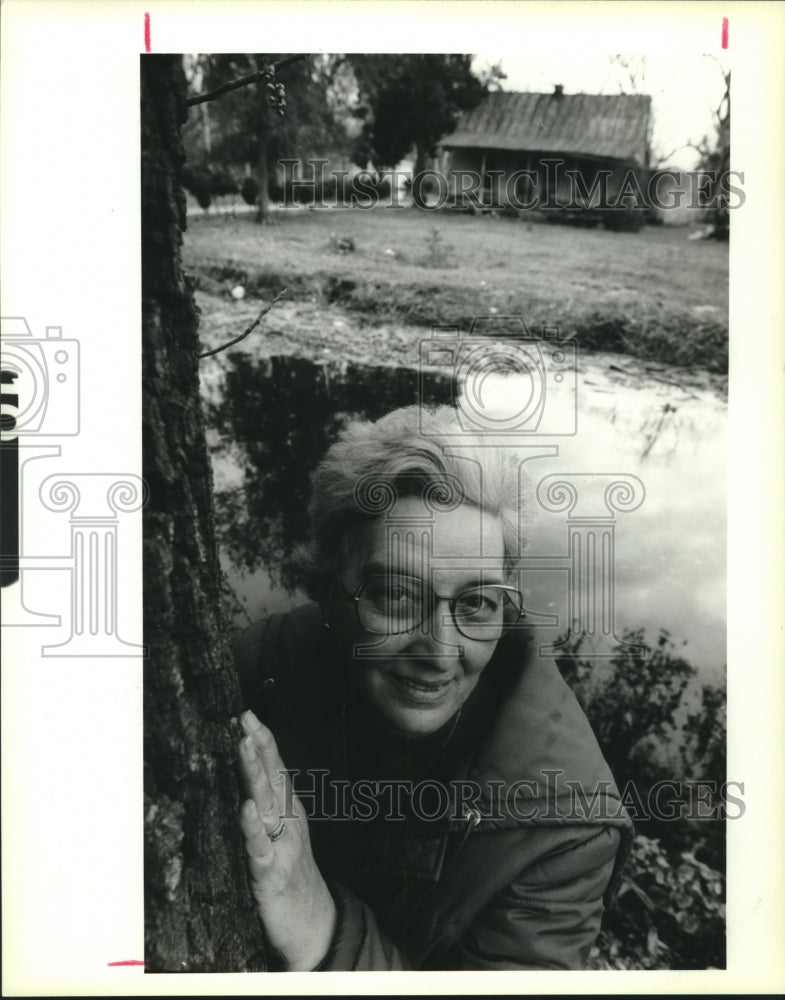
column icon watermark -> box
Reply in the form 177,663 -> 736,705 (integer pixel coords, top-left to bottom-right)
1,316 -> 145,656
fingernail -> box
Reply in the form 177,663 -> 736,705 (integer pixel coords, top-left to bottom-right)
244,798 -> 258,820
242,735 -> 255,757
242,710 -> 261,728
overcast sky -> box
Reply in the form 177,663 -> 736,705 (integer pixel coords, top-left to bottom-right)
473,53 -> 730,170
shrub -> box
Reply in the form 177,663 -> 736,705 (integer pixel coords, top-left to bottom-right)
182,164 -> 239,208
591,835 -> 725,969
556,629 -> 727,968
555,629 -> 694,793
602,205 -> 646,232
420,227 -> 454,269
210,170 -> 239,198
241,176 -> 259,206
181,164 -> 213,209
279,174 -> 338,206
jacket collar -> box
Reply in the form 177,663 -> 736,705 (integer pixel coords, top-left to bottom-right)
278,604 -> 631,834
451,631 -> 632,831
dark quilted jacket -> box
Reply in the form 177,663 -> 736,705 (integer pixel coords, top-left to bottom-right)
234,602 -> 633,970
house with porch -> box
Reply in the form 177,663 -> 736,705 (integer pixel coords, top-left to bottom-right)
440,86 -> 652,224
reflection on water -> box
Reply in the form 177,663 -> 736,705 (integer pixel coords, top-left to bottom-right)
473,370 -> 726,682
208,353 -> 725,683
208,354 -> 454,593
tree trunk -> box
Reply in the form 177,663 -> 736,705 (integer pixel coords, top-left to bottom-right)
253,55 -> 271,224
141,54 -> 266,973
414,142 -> 428,179
255,134 -> 270,224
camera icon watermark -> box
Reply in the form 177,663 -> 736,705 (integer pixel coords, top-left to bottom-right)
2,316 -> 81,592
418,316 -> 578,440
1,316 -> 145,656
0,317 -> 80,437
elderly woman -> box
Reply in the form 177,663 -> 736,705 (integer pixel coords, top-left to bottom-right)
233,404 -> 632,971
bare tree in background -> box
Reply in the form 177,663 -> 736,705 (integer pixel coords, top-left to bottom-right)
695,57 -> 731,239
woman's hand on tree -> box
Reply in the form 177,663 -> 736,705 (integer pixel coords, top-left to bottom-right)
238,710 -> 337,971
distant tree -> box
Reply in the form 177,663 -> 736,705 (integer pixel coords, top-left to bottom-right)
474,59 -> 507,93
185,54 -> 346,222
651,57 -> 730,238
604,54 -> 650,97
347,54 -> 493,173
611,52 -> 731,239
695,59 -> 730,240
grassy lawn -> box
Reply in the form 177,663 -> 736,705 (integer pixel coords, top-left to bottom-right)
183,206 -> 728,373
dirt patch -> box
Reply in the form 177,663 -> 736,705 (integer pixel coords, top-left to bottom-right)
195,291 -> 727,405
185,209 -> 729,375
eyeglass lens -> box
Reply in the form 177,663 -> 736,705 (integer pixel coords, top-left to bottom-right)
356,574 -> 522,640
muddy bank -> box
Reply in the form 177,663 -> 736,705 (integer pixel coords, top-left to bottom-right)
196,291 -> 728,403
192,265 -> 727,375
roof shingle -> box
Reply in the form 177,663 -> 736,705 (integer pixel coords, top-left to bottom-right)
441,91 -> 651,165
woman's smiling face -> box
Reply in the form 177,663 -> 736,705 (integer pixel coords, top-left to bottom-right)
326,496 -> 507,737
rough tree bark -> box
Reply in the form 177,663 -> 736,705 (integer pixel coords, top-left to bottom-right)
141,54 -> 266,973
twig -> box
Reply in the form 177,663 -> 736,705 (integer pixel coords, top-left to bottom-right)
198,290 -> 287,359
646,372 -> 687,390
186,55 -> 306,107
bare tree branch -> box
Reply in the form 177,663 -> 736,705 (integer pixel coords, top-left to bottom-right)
650,142 -> 706,168
198,290 -> 288,359
701,54 -> 731,129
186,55 -> 307,107
702,53 -> 730,79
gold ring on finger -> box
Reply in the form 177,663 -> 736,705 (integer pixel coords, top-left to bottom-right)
269,818 -> 286,842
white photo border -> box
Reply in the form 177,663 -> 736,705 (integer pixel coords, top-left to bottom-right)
2,0 -> 784,995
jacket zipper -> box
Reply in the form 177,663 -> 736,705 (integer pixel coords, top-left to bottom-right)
456,806 -> 482,853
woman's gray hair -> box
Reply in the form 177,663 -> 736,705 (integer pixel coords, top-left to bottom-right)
300,404 -> 537,600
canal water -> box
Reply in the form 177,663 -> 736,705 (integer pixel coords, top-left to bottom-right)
206,351 -> 726,686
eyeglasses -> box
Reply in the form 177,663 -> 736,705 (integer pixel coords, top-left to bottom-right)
337,573 -> 524,641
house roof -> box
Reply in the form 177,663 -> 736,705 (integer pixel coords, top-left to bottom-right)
441,91 -> 651,165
